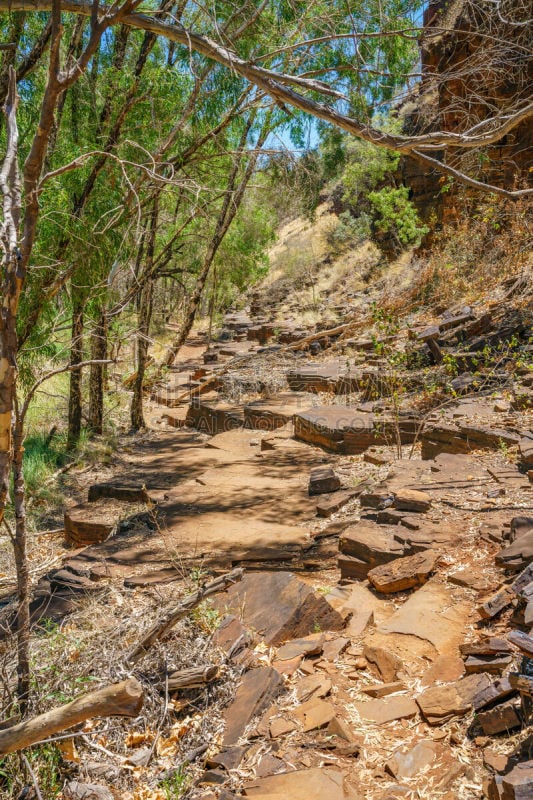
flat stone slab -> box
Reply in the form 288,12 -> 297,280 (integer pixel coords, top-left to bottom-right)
416,674 -> 492,725
287,362 -> 346,393
244,393 -> 316,431
244,768 -> 345,800
294,405 -> 376,453
378,580 -> 470,656
214,571 -> 345,646
223,667 -> 283,745
186,399 -> 244,435
354,695 -> 418,725
339,521 -> 405,578
64,500 -> 124,546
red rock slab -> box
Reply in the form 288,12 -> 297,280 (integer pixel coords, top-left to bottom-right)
502,760 -> 533,800
276,634 -> 324,661
223,667 -> 283,745
244,767 -> 345,800
339,522 -> 405,566
295,674 -> 332,702
416,674 -> 492,725
378,580 -> 470,656
361,681 -> 407,698
393,488 -> 431,513
64,500 -> 125,547
293,698 -> 336,732
367,550 -> 437,593
294,405 -> 375,453
214,572 -> 344,646
386,739 -> 443,779
244,393 -> 316,431
354,695 -> 418,725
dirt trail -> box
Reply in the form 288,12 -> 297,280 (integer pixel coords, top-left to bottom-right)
9,280 -> 532,800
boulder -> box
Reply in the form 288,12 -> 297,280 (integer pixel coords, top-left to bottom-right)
214,572 -> 344,646
367,550 -> 437,594
519,439 -> 533,470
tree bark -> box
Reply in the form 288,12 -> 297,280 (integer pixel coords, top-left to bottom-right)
131,197 -> 158,430
0,678 -> 143,755
12,417 -> 30,708
167,664 -> 219,691
130,278 -> 153,430
88,308 -> 107,434
67,290 -> 85,448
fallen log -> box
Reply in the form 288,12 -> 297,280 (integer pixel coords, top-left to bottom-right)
0,678 -> 143,756
128,567 -> 244,664
167,664 -> 219,691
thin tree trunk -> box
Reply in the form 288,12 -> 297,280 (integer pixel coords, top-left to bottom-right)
163,115 -> 268,366
131,279 -> 154,430
131,198 -> 158,430
0,69 -> 21,528
12,418 -> 30,709
67,290 -> 84,448
88,308 -> 107,434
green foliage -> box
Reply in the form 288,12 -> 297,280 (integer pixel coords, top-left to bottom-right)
326,211 -> 372,254
342,141 -> 400,207
368,186 -> 429,246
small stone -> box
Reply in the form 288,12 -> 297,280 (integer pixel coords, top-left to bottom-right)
309,466 -> 341,496
393,489 -> 431,513
326,716 -> 355,741
386,740 -> 440,779
269,718 -> 297,738
362,681 -> 407,698
367,550 -> 437,594
294,698 -> 336,732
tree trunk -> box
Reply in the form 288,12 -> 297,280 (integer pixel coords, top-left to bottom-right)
131,198 -> 158,430
67,291 -> 84,448
88,308 -> 107,434
12,418 -> 30,709
130,278 -> 154,430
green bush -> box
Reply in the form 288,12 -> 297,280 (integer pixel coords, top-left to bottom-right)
368,186 -> 429,246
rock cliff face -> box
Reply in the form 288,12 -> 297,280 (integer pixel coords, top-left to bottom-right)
401,0 -> 532,224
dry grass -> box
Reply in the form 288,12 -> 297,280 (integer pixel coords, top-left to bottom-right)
0,577 -> 240,799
